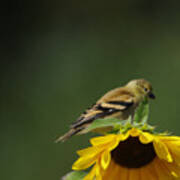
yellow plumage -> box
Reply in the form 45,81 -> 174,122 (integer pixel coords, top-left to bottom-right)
56,79 -> 155,142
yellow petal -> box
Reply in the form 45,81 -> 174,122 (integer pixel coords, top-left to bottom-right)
160,136 -> 180,142
102,161 -> 116,179
129,168 -> 140,180
140,167 -> 147,180
139,132 -> 154,144
107,137 -> 120,151
95,163 -> 102,180
72,156 -> 96,170
102,160 -> 120,179
107,164 -> 120,180
153,138 -> 173,162
153,158 -> 174,180
163,161 -> 180,177
162,137 -> 180,147
101,150 -> 111,170
140,159 -> 158,179
118,132 -> 130,141
77,146 -> 101,157
83,165 -> 96,180
146,159 -> 159,179
117,165 -> 128,179
164,141 -> 180,166
129,128 -> 140,137
90,134 -> 116,146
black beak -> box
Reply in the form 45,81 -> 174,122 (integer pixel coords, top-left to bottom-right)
148,92 -> 156,99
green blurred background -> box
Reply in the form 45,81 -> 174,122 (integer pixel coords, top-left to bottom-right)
2,1 -> 180,180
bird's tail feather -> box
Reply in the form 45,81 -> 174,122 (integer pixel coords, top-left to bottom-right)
55,128 -> 83,143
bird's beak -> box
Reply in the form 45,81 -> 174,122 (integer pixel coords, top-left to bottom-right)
148,92 -> 156,99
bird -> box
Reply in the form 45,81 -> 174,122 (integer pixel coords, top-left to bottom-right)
56,79 -> 155,142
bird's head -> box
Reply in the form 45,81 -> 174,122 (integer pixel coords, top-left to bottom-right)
126,79 -> 155,100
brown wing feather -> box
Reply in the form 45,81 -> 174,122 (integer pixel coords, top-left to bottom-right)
56,89 -> 135,142
71,94 -> 134,129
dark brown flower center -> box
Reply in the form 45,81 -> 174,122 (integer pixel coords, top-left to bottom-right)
111,137 -> 156,168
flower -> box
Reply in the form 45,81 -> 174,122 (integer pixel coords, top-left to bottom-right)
72,128 -> 180,180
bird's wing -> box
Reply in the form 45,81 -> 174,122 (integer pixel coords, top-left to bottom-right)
71,94 -> 134,129
100,95 -> 133,110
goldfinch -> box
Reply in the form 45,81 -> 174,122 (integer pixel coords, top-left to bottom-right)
56,79 -> 155,142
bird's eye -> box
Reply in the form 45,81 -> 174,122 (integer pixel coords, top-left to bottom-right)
144,88 -> 148,92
